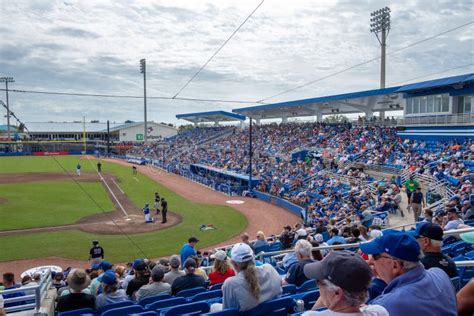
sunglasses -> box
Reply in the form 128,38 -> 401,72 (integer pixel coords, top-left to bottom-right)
372,254 -> 394,261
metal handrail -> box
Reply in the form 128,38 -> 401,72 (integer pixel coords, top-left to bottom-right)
254,226 -> 474,260
3,269 -> 52,313
455,260 -> 474,267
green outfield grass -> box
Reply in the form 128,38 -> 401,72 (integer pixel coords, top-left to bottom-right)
0,181 -> 114,230
0,156 -> 248,262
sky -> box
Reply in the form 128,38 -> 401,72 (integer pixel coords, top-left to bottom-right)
1,0 -> 473,126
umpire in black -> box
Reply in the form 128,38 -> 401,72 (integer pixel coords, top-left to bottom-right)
161,198 -> 168,224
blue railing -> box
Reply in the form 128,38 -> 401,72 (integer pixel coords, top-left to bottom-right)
253,191 -> 306,220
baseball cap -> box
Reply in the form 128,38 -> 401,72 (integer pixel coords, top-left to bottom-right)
98,270 -> 117,285
231,243 -> 254,263
359,230 -> 421,262
188,236 -> 199,243
98,261 -> 113,271
408,222 -> 443,241
150,266 -> 165,281
133,259 -> 147,271
213,250 -> 227,261
169,255 -> 180,268
304,251 -> 372,292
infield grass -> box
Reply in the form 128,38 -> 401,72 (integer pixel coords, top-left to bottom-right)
0,156 -> 248,262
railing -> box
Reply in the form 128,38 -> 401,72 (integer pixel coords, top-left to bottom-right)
398,113 -> 474,126
4,269 -> 52,314
255,226 -> 474,261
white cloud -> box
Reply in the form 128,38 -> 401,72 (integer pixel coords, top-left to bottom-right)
0,0 -> 473,125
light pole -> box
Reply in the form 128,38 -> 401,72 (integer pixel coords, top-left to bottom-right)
0,77 -> 14,141
248,117 -> 253,193
370,7 -> 391,88
140,59 -> 147,143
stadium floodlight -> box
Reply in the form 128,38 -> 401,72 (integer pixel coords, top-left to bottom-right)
370,7 -> 391,88
0,77 -> 15,142
139,59 -> 147,143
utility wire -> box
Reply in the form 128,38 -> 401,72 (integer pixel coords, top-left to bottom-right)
0,88 -> 260,104
48,154 -> 150,259
172,0 -> 265,99
258,20 -> 474,102
388,63 -> 474,86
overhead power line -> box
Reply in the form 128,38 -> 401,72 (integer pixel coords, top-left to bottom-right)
388,63 -> 474,86
172,0 -> 265,99
0,88 -> 260,104
257,20 -> 474,102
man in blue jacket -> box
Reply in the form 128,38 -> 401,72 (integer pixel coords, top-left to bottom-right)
360,229 -> 457,316
180,237 -> 199,268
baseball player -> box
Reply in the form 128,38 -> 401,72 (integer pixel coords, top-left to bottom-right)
143,203 -> 154,223
154,192 -> 161,215
76,163 -> 81,176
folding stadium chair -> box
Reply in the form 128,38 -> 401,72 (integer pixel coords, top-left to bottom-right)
451,276 -> 462,292
175,286 -> 207,298
449,241 -> 469,257
300,289 -> 320,310
145,297 -> 186,312
209,283 -> 223,291
296,279 -> 317,293
254,245 -> 270,255
190,289 -> 222,303
281,284 -> 297,296
201,308 -> 240,316
138,293 -> 172,307
129,312 -> 158,316
241,296 -> 295,316
268,241 -> 282,252
57,308 -> 95,316
161,301 -> 210,316
465,250 -> 474,259
452,255 -> 467,262
97,300 -> 135,315
101,305 -> 144,316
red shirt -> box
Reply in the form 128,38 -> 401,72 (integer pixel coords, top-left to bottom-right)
208,268 -> 236,285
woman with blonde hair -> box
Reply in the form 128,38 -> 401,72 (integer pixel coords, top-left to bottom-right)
208,250 -> 235,286
217,243 -> 282,312
253,231 -> 268,249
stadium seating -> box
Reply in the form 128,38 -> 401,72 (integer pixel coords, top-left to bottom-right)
101,305 -> 144,316
161,301 -> 210,315
138,294 -> 173,307
57,308 -> 95,316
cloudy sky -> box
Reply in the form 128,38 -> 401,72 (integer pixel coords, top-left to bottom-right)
1,0 -> 473,125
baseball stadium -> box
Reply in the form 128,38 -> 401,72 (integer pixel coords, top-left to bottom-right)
1,1 -> 473,316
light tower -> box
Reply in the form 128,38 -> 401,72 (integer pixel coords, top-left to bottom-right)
0,77 -> 15,141
370,7 -> 391,88
140,59 -> 147,143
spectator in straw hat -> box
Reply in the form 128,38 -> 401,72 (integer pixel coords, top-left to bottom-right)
56,269 -> 95,313
209,250 -> 235,286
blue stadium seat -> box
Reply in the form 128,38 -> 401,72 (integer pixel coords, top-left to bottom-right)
201,308 -> 239,316
58,308 -> 95,316
282,284 -> 297,296
268,242 -> 282,252
241,296 -> 295,316
101,305 -> 144,316
209,283 -> 223,291
300,289 -> 320,310
145,297 -> 186,311
129,312 -> 158,316
175,286 -> 207,298
296,279 -> 317,293
161,301 -> 210,316
138,293 -> 172,307
97,300 -> 134,315
451,276 -> 461,292
190,289 -> 222,302
254,245 -> 270,254
465,250 -> 474,259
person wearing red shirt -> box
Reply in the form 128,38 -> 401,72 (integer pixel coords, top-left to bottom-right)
209,250 -> 235,286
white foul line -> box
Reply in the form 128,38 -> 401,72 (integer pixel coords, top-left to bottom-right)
98,172 -> 129,217
111,178 -> 125,194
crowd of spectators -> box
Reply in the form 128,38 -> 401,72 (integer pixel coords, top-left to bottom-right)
1,222 -> 473,315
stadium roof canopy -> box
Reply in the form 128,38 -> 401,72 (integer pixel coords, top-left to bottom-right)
396,73 -> 474,93
232,86 -> 402,120
176,110 -> 246,123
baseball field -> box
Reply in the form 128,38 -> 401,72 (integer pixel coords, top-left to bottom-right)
0,155 -> 248,263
